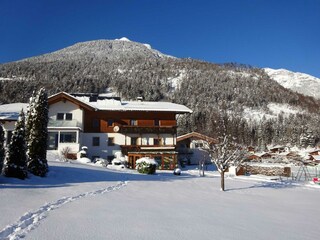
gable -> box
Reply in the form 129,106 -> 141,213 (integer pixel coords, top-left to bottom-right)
48,92 -> 96,111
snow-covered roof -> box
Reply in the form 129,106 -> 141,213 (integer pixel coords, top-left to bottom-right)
311,155 -> 320,161
278,151 -> 294,156
252,152 -> 271,157
177,131 -> 218,144
269,145 -> 285,150
78,97 -> 192,113
50,92 -> 192,113
0,103 -> 29,120
306,149 -> 320,154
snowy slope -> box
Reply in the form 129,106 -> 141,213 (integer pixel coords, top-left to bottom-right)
1,151 -> 320,240
242,102 -> 304,122
264,68 -> 320,99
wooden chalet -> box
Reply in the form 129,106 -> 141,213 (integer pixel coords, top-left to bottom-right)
247,146 -> 255,153
47,92 -> 192,170
310,155 -> 320,163
269,145 -> 286,153
248,152 -> 272,161
307,149 -> 320,156
176,132 -> 218,165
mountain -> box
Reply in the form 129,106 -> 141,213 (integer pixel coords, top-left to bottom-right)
264,68 -> 320,99
21,37 -> 172,63
1,38 -> 320,148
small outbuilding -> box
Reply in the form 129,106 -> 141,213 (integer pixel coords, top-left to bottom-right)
177,132 -> 218,165
248,152 -> 272,161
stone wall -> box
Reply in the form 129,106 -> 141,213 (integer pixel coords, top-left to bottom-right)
240,165 -> 291,177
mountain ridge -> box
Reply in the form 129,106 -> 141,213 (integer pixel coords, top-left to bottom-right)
264,68 -> 320,99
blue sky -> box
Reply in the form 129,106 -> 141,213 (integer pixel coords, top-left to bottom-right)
1,0 -> 319,77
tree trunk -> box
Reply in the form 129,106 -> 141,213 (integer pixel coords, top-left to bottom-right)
220,171 -> 225,191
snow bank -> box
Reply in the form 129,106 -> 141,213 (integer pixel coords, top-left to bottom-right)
75,157 -> 91,164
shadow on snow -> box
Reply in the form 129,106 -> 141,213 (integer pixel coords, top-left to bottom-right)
0,162 -> 199,189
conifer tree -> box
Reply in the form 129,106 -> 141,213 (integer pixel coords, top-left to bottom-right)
0,125 -> 5,173
2,110 -> 28,179
26,88 -> 49,177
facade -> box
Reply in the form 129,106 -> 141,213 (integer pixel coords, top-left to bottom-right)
0,103 -> 29,146
47,92 -> 192,170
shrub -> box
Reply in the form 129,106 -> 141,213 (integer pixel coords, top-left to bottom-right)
136,157 -> 158,174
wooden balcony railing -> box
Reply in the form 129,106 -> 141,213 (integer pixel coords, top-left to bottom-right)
119,126 -> 177,134
120,145 -> 176,155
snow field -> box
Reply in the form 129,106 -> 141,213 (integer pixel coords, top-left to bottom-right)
1,156 -> 320,240
0,181 -> 127,240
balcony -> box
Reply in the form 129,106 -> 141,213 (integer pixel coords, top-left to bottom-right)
48,119 -> 82,129
121,145 -> 176,155
119,126 -> 177,134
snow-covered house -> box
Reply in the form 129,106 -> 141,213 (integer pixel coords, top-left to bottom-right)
247,152 -> 272,161
269,145 -> 286,153
307,149 -> 320,156
176,132 -> 218,165
0,103 -> 29,146
310,155 -> 320,163
48,92 -> 192,170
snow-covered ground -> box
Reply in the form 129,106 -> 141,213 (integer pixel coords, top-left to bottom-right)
1,151 -> 320,240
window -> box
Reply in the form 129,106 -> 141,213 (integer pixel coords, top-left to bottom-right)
195,142 -> 204,148
57,113 -> 72,120
57,113 -> 64,120
154,138 -> 163,146
108,119 -> 114,127
108,137 -> 115,146
92,119 -> 99,128
60,132 -> 76,143
131,137 -> 139,145
154,138 -> 160,145
92,137 -> 100,146
154,119 -> 160,126
142,137 -> 149,145
130,119 -> 138,126
65,113 -> 72,120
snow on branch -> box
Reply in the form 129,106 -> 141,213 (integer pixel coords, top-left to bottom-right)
203,135 -> 246,173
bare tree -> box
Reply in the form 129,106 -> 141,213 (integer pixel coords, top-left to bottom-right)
204,135 -> 246,191
60,147 -> 71,162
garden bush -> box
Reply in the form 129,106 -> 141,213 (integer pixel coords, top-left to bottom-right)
136,157 -> 158,174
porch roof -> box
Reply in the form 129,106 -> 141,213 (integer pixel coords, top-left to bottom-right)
0,103 -> 29,120
177,131 -> 218,144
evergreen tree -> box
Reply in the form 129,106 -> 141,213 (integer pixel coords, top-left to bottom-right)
0,124 -> 5,173
2,110 -> 28,179
26,88 -> 49,177
26,93 -> 35,144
